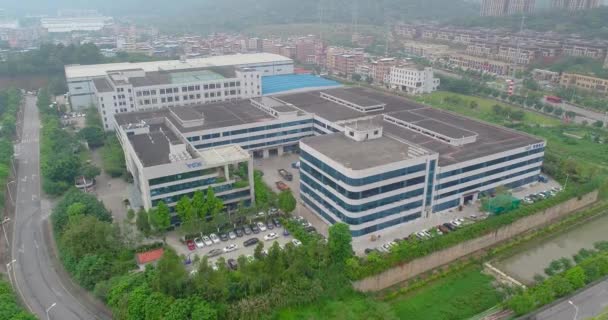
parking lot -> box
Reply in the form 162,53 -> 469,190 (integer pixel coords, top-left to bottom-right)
166,222 -> 296,271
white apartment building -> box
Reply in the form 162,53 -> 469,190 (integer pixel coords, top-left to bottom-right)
387,66 -> 440,94
65,53 -> 294,111
92,66 -> 262,130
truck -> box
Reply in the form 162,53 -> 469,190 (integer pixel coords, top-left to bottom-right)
278,169 -> 293,181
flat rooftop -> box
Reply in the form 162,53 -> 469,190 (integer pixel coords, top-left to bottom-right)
128,123 -> 187,167
65,53 -> 292,79
321,88 -> 385,108
115,100 -> 275,134
301,134 -> 430,170
280,87 -> 542,166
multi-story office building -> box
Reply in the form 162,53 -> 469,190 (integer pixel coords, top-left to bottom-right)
387,66 -> 440,94
92,66 -> 262,130
560,73 -> 608,95
113,108 -> 255,212
480,0 -> 535,16
281,87 -> 545,236
65,53 -> 293,111
551,0 -> 601,11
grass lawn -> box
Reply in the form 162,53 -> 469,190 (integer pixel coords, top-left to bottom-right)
385,267 -> 503,320
416,91 -> 562,127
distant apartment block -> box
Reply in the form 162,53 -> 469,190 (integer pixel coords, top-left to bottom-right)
560,73 -> 608,95
562,41 -> 607,59
401,41 -> 451,62
449,53 -> 519,76
387,66 -> 440,94
40,10 -> 113,33
532,69 -> 560,82
480,0 -> 536,16
371,58 -> 397,84
551,0 -> 601,11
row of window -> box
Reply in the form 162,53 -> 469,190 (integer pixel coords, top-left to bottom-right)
313,119 -> 340,133
301,162 -> 426,200
150,177 -> 219,197
301,186 -> 423,227
151,187 -> 249,207
148,168 -> 217,186
186,119 -> 314,143
438,147 -> 545,179
425,160 -> 436,206
242,137 -> 304,150
195,127 -> 312,149
436,166 -> 541,200
301,176 -> 424,213
300,151 -> 427,187
435,157 -> 543,190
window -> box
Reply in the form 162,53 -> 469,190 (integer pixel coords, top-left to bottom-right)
150,90 -> 156,95
160,89 -> 165,94
166,88 -> 172,94
204,84 -> 209,90
161,97 -> 166,103
209,84 -> 216,89
183,95 -> 188,100
182,86 -> 187,92
188,86 -> 194,91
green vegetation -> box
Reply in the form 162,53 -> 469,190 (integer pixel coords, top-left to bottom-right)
101,135 -> 127,178
451,7 -> 608,40
173,187 -> 225,235
0,278 -> 36,320
277,190 -> 296,214
507,242 -> 608,316
253,170 -> 276,209
0,88 -> 21,217
388,267 -> 502,320
546,56 -> 608,80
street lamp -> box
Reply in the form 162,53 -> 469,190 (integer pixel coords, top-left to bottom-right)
6,180 -> 16,204
46,302 -> 57,320
568,300 -> 579,320
1,217 -> 11,246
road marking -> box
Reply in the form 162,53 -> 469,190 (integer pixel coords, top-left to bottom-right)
21,176 -> 27,182
33,239 -> 39,250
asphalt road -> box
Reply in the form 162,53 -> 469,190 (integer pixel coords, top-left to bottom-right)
533,278 -> 608,320
8,95 -> 101,320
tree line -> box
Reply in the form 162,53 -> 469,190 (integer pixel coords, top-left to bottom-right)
0,88 -> 21,215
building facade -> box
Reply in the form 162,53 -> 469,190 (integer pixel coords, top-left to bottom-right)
480,0 -> 535,16
387,66 -> 440,94
551,0 -> 601,11
560,73 -> 608,95
65,53 -> 294,112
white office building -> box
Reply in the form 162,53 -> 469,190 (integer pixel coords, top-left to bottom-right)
65,53 -> 294,114
387,66 -> 440,94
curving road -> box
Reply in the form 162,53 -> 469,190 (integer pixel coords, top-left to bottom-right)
8,94 -> 106,320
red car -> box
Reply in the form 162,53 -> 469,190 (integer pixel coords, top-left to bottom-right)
186,239 -> 196,251
276,181 -> 290,191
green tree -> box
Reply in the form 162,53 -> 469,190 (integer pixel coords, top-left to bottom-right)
328,223 -> 353,266
351,73 -> 362,82
469,101 -> 478,109
593,120 -> 604,128
79,163 -> 101,180
202,187 -> 224,221
176,196 -> 194,223
191,300 -> 218,320
152,248 -> 189,297
508,291 -> 536,315
278,190 -> 297,214
79,126 -> 105,148
564,266 -> 586,289
191,190 -> 205,218
149,201 -> 171,231
136,208 -> 151,236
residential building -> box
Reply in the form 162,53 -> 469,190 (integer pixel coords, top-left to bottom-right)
65,52 -> 294,116
480,0 -> 535,16
562,41 -> 607,59
560,73 -> 608,95
496,43 -> 540,65
332,53 -> 364,79
604,54 -> 608,69
40,10 -> 113,33
532,69 -> 560,82
295,37 -> 316,63
371,58 -> 397,84
551,0 -> 601,11
401,41 -> 451,62
387,66 -> 440,94
286,87 -> 544,236
448,53 -> 519,76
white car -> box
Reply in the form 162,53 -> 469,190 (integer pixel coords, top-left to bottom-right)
194,237 -> 205,248
264,232 -> 279,241
268,207 -> 278,214
223,244 -> 238,253
291,239 -> 302,247
257,222 -> 267,232
210,233 -> 220,244
202,236 -> 213,246
228,231 -> 237,240
381,241 -> 397,252
552,186 -> 563,193
451,220 -> 462,227
257,211 -> 266,217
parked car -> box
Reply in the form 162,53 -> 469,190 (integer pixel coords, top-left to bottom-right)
227,258 -> 238,270
243,225 -> 252,235
194,237 -> 205,248
257,221 -> 267,232
523,197 -> 534,205
235,228 -> 244,237
268,207 -> 278,215
207,249 -> 223,257
278,169 -> 293,181
272,218 -> 282,227
186,239 -> 196,251
223,244 -> 238,253
443,222 -> 456,232
243,237 -> 260,247
220,233 -> 229,241
266,221 -> 274,230
551,186 -> 563,193
304,225 -> 316,233
291,239 -> 302,247
437,225 -> 450,234
210,233 -> 220,244
276,181 -> 290,191
381,242 -> 396,252
228,231 -> 237,240
264,232 -> 279,241
202,236 -> 213,246
282,229 -> 290,236
251,224 -> 260,234
538,175 -> 549,183
291,161 -> 300,169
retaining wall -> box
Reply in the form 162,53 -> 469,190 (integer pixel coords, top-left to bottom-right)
353,191 -> 599,292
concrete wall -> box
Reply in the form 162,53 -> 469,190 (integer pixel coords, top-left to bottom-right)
353,190 -> 599,292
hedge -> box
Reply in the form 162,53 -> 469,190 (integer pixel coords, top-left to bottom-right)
347,179 -> 601,280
